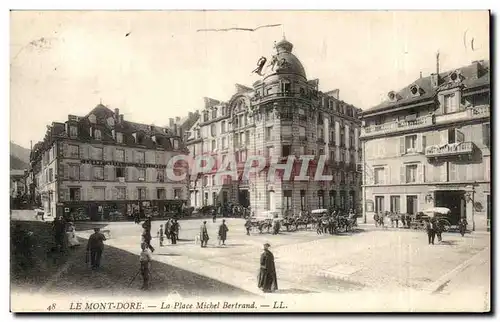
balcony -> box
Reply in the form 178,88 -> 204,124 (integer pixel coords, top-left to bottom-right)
361,115 -> 433,138
425,142 -> 474,158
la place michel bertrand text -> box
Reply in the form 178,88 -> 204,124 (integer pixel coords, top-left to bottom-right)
68,300 -> 288,311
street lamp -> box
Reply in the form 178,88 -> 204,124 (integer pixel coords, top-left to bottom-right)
465,185 -> 476,231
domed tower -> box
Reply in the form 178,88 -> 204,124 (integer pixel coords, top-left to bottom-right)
251,38 -> 321,214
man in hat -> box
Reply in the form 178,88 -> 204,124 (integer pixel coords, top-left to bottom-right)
139,242 -> 153,290
200,221 -> 209,248
218,219 -> 229,246
87,228 -> 107,269
258,243 -> 278,293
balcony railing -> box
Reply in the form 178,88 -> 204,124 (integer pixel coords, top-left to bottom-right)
425,142 -> 474,158
361,115 -> 433,137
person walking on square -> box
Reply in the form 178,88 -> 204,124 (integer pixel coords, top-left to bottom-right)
139,242 -> 152,290
425,219 -> 435,245
434,218 -> 443,243
244,217 -> 252,236
158,225 -> 164,247
169,220 -> 178,245
257,243 -> 278,293
141,227 -> 155,253
87,228 -> 106,269
459,217 -> 467,237
165,219 -> 172,241
218,219 -> 229,246
200,221 -> 209,248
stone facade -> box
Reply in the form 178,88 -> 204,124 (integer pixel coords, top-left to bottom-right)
186,38 -> 362,215
29,105 -> 189,220
360,59 -> 490,231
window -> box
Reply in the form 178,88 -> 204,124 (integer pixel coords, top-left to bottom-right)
115,167 -> 125,179
211,140 -> 216,151
92,147 -> 103,160
245,131 -> 250,145
115,149 -> 125,162
203,112 -> 208,122
93,187 -> 105,200
116,187 -> 126,200
281,82 -> 291,93
350,129 -> 355,147
318,128 -> 324,140
483,123 -> 490,148
212,108 -> 217,119
69,144 -> 79,158
137,188 -> 146,200
375,196 -> 384,213
93,166 -> 104,180
265,146 -> 274,158
155,169 -> 164,182
319,148 -> 324,155
340,131 -> 345,146
330,150 -> 335,161
266,126 -> 273,140
240,133 -> 245,145
443,93 -> 458,113
69,165 -> 80,180
221,121 -> 226,133
138,168 -> 146,181
340,171 -> 345,184
448,128 -> 456,144
244,114 -> 248,126
317,190 -> 325,208
222,137 -> 227,149
239,115 -> 244,128
374,167 -> 384,184
212,192 -> 217,204
282,145 -> 291,157
157,188 -> 166,199
48,169 -> 53,182
329,190 -> 336,207
300,190 -> 306,211
69,188 -> 80,201
405,164 -> 418,183
69,126 -> 78,137
94,129 -> 102,140
135,151 -> 145,163
405,135 -> 417,153
234,134 -> 239,147
298,126 -> 306,139
211,124 -> 217,136
390,196 -> 401,213
283,190 -> 292,210
116,132 -> 123,143
266,109 -> 273,121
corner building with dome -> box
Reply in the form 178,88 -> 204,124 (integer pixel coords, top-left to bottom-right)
186,38 -> 362,214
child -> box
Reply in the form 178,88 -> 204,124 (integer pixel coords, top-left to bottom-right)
158,225 -> 164,247
139,242 -> 152,290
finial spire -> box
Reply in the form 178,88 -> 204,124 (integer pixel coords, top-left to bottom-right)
100,98 -> 103,105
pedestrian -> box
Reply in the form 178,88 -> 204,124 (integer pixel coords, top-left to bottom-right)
87,228 -> 106,269
401,213 -> 406,228
218,219 -> 229,246
141,227 -> 155,253
66,222 -> 80,248
170,219 -> 178,244
459,217 -> 467,237
425,219 -> 435,245
158,224 -> 164,247
316,219 -> 323,235
434,218 -> 443,242
257,243 -> 278,293
212,209 -> 217,223
200,221 -> 209,248
374,213 -> 379,227
165,219 -> 172,242
52,216 -> 66,252
244,217 -> 252,236
139,242 -> 152,290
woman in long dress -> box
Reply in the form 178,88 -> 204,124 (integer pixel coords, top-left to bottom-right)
66,222 -> 80,248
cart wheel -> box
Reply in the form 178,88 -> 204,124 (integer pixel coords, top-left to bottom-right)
440,219 -> 451,232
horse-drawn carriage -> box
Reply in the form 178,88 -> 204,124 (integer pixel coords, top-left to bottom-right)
249,211 -> 282,234
409,207 -> 452,231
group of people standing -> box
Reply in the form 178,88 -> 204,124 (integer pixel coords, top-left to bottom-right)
200,220 -> 229,247
156,218 -> 180,246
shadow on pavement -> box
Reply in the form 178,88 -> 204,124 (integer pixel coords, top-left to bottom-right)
75,222 -> 110,231
274,288 -> 318,294
438,240 -> 458,246
44,240 -> 254,297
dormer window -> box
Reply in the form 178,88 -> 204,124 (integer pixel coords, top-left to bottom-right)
69,126 -> 78,137
449,70 -> 462,83
203,112 -> 209,122
172,139 -> 179,150
212,108 -> 217,119
410,85 -> 423,97
388,91 -> 401,102
94,129 -> 102,140
116,132 -> 123,143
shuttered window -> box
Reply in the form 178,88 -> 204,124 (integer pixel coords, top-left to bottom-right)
483,123 -> 490,148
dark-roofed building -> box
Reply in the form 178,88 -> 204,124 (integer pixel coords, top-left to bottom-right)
186,38 -> 362,214
360,59 -> 490,231
29,105 -> 189,220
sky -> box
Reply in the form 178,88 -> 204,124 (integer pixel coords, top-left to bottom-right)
10,10 -> 489,149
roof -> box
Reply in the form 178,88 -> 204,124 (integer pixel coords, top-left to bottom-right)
264,38 -> 306,80
364,60 -> 490,115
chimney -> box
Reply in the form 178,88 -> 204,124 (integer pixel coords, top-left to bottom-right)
431,51 -> 441,88
472,60 -> 486,78
175,117 -> 181,123
188,112 -> 193,119
114,108 -> 119,118
420,71 -> 422,79
119,114 -> 124,123
169,118 -> 174,127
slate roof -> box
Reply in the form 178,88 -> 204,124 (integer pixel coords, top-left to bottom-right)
363,60 -> 490,115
